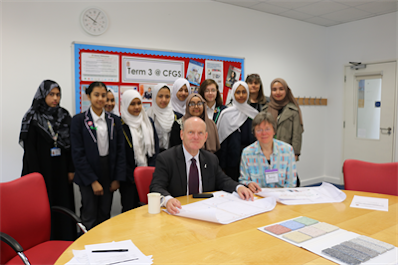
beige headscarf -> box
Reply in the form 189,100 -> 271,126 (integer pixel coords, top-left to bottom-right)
268,78 -> 304,130
183,94 -> 220,153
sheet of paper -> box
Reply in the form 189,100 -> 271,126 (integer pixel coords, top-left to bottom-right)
350,195 -> 389,211
256,182 -> 346,205
165,192 -> 276,224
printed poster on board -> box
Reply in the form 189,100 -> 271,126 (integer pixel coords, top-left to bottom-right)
186,60 -> 204,86
225,66 -> 241,88
205,60 -> 224,93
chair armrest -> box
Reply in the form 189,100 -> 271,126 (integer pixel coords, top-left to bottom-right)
51,206 -> 87,234
0,232 -> 23,252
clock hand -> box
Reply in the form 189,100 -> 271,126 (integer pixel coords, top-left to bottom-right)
94,11 -> 101,22
86,15 -> 97,24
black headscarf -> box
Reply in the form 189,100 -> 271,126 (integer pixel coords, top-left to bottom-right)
19,80 -> 71,149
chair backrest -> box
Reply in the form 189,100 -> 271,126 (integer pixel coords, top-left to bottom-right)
0,173 -> 51,264
343,159 -> 398,196
134,167 -> 155,204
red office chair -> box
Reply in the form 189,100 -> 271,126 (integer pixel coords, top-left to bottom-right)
0,173 -> 86,265
134,167 -> 155,204
343,159 -> 398,196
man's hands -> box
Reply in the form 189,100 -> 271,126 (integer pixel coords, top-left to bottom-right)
166,198 -> 182,215
237,186 -> 254,201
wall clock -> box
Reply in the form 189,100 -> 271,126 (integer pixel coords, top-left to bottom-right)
80,7 -> 109,36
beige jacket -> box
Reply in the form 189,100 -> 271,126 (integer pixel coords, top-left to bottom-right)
262,102 -> 303,157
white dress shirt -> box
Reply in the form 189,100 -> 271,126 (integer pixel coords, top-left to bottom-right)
90,107 -> 109,156
206,102 -> 216,120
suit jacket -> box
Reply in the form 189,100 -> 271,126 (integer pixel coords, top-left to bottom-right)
122,117 -> 159,183
71,110 -> 126,186
150,145 -> 238,197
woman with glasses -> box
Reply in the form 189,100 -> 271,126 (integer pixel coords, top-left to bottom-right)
146,83 -> 174,152
216,81 -> 258,181
198,79 -> 226,124
240,112 -> 297,191
262,78 -> 303,186
169,94 -> 220,153
245,74 -> 269,111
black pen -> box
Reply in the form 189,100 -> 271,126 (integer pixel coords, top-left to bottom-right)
92,249 -> 128,253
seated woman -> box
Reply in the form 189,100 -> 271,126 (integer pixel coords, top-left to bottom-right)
198,79 -> 226,124
216,81 -> 259,181
169,93 -> 220,153
240,112 -> 297,192
171,78 -> 191,119
120,89 -> 159,212
146,83 -> 174,152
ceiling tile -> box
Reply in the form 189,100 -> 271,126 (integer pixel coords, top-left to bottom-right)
331,0 -> 376,7
265,1 -> 315,9
279,10 -> 315,20
214,0 -> 261,8
295,1 -> 351,16
322,7 -> 372,22
304,16 -> 341,26
251,2 -> 290,14
355,1 -> 398,14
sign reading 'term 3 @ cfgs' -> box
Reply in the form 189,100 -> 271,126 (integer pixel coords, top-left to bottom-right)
122,56 -> 185,83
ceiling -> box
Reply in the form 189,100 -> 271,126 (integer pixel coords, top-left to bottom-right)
213,0 -> 398,27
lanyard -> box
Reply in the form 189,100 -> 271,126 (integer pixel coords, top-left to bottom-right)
47,121 -> 58,147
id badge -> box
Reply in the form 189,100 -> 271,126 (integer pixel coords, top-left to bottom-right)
51,147 -> 61,157
265,169 -> 279,184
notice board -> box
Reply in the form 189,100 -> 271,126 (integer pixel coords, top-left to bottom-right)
72,42 -> 245,114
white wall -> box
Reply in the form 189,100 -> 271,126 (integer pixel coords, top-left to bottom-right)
324,12 -> 397,184
1,2 -> 396,193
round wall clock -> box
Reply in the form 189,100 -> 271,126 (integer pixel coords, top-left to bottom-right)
80,7 -> 109,36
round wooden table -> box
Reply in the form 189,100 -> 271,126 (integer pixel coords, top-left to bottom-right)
56,190 -> 398,264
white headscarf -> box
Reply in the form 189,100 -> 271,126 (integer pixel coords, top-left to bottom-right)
121,90 -> 155,166
216,81 -> 259,143
171,78 -> 191,115
146,83 -> 174,150
108,89 -> 120,116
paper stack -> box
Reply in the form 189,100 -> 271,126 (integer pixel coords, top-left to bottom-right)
66,240 -> 153,265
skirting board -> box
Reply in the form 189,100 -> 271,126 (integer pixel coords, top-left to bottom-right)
301,175 -> 343,187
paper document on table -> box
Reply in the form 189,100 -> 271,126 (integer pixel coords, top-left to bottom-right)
350,195 -> 389,211
65,240 -> 153,265
165,191 -> 276,224
256,182 -> 346,205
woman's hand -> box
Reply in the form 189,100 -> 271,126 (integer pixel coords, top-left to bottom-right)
91,181 -> 104,196
68,172 -> 74,183
110,180 -> 120,192
248,182 -> 261,193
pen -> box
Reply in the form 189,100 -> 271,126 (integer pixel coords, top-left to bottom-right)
92,249 -> 128,253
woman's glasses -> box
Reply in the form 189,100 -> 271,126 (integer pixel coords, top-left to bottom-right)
188,102 -> 204,107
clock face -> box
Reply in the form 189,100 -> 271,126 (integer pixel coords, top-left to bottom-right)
80,7 -> 109,36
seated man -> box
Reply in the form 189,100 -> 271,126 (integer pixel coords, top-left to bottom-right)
150,116 -> 253,214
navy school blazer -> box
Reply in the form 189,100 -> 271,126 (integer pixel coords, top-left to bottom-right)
71,109 -> 126,186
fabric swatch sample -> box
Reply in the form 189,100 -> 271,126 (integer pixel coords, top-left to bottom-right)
298,226 -> 326,238
280,220 -> 305,230
350,238 -> 387,254
357,235 -> 394,250
332,244 -> 371,262
294,216 -> 318,226
322,248 -> 361,265
311,222 -> 339,233
282,231 -> 312,243
341,241 -> 378,258
263,224 -> 291,235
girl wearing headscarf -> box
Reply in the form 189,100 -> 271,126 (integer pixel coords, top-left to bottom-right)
120,89 -> 159,212
169,94 -> 220,153
216,81 -> 259,181
262,78 -> 303,186
171,78 -> 191,119
105,88 -> 119,116
20,80 -> 76,241
146,83 -> 174,152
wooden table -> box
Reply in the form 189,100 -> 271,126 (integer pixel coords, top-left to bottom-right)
56,190 -> 398,264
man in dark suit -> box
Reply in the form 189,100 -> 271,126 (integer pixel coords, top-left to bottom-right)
150,117 -> 253,214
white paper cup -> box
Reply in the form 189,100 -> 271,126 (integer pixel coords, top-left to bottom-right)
147,192 -> 164,214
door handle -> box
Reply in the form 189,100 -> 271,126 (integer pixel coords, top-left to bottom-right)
380,127 -> 392,135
